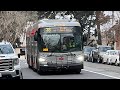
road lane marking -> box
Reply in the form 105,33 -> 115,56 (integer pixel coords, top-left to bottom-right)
83,69 -> 120,79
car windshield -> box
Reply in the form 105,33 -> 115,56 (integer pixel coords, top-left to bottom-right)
0,44 -> 14,54
99,47 -> 111,52
38,26 -> 83,53
110,51 -> 119,55
84,47 -> 95,53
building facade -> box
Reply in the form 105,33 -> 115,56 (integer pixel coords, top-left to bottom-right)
108,24 -> 120,50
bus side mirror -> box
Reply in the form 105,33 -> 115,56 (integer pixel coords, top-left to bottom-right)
34,31 -> 38,41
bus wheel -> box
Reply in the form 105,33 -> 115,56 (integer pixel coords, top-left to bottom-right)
97,57 -> 101,63
37,65 -> 44,75
37,68 -> 44,75
75,69 -> 81,74
91,57 -> 95,63
115,60 -> 119,66
28,65 -> 32,69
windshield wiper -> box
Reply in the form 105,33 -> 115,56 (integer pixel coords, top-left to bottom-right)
62,50 -> 76,56
47,46 -> 60,57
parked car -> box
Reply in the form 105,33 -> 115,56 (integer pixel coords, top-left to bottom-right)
0,41 -> 23,79
91,45 -> 112,63
83,46 -> 96,61
102,50 -> 120,65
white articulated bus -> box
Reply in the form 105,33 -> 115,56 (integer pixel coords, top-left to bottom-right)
26,18 -> 84,74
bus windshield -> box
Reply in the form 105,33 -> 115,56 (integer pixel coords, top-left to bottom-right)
38,26 -> 82,53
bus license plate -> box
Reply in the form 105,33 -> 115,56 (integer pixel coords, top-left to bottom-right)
0,73 -> 2,77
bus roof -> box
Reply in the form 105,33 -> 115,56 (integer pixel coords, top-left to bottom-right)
26,19 -> 81,35
37,19 -> 81,28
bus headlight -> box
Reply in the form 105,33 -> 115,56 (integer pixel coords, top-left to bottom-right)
77,55 -> 84,61
39,58 -> 46,62
38,57 -> 47,65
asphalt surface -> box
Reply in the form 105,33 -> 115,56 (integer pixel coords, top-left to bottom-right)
20,56 -> 120,79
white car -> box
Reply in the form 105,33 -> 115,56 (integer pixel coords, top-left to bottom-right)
0,41 -> 23,79
103,50 -> 120,66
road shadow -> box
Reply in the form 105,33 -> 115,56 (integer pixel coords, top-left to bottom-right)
22,66 -> 83,76
39,70 -> 83,76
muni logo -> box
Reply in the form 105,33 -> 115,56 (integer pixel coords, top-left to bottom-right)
59,57 -> 64,60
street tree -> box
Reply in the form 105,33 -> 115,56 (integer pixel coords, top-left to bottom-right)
0,11 -> 39,45
96,11 -> 111,45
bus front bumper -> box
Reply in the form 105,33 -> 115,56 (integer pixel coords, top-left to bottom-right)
39,63 -> 83,71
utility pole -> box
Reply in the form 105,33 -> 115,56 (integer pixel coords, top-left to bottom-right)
96,11 -> 102,45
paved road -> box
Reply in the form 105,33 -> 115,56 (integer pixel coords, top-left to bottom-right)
20,56 -> 119,79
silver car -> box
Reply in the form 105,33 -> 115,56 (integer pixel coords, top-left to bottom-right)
83,46 -> 96,61
0,41 -> 23,79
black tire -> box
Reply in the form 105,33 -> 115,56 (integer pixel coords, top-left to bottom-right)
20,72 -> 23,79
14,76 -> 20,79
107,59 -> 110,65
33,58 -> 38,72
36,64 -> 45,75
87,57 -> 90,62
33,67 -> 37,72
102,59 -> 105,64
28,65 -> 32,69
86,57 -> 90,62
37,68 -> 44,75
119,63 -> 120,66
14,73 -> 23,79
97,57 -> 101,63
86,58 -> 88,62
115,60 -> 119,66
89,57 -> 92,62
75,69 -> 81,74
86,57 -> 89,62
91,57 -> 95,63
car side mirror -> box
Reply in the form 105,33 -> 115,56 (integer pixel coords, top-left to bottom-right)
18,54 -> 21,58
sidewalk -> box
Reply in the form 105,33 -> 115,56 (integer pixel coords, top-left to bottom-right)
15,48 -> 20,54
19,55 -> 26,60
